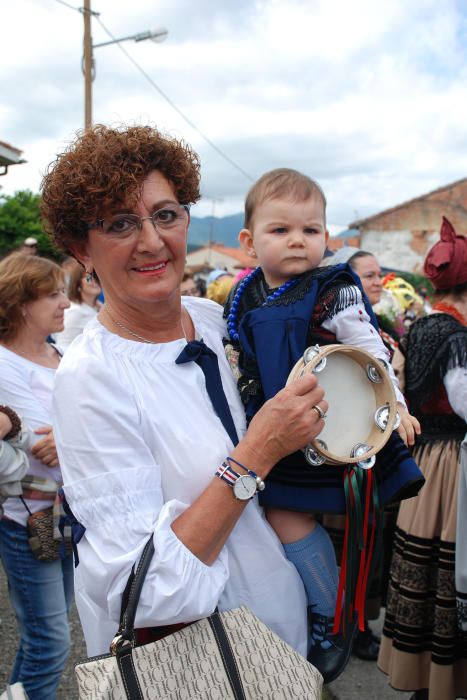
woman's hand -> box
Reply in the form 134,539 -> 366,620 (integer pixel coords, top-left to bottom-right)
0,412 -> 13,440
31,426 -> 59,467
396,402 -> 421,447
243,373 -> 327,471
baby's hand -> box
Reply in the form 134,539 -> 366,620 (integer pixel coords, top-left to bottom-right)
396,403 -> 421,447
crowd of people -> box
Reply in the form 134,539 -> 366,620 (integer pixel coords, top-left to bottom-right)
0,124 -> 465,700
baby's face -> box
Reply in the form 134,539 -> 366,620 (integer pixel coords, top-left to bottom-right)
245,196 -> 328,288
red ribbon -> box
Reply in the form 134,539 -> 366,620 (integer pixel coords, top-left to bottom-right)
333,468 -> 377,636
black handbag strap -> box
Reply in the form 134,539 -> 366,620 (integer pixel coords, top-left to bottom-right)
19,495 -> 33,517
116,534 -> 220,647
113,537 -> 248,700
118,535 -> 155,643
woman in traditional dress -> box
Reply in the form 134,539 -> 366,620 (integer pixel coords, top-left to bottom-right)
378,217 -> 467,700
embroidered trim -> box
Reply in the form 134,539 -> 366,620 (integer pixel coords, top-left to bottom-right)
405,314 -> 467,411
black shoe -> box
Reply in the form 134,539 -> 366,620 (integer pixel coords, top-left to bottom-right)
352,627 -> 380,661
307,612 -> 357,684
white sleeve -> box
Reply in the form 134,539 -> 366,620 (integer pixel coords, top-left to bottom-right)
0,361 -> 52,428
444,367 -> 467,422
321,286 -> 406,406
0,440 -> 29,489
54,306 -> 85,350
53,354 -> 229,631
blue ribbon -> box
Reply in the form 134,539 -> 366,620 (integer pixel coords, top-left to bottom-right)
176,339 -> 239,447
58,487 -> 85,567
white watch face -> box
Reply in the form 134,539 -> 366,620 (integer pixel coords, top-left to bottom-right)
233,474 -> 257,500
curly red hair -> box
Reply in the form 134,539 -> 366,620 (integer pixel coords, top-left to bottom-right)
41,124 -> 201,254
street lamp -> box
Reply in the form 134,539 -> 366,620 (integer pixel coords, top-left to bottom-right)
93,28 -> 168,49
82,0 -> 168,129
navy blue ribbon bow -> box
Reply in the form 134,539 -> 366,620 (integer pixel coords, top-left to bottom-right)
175,339 -> 239,447
58,487 -> 86,567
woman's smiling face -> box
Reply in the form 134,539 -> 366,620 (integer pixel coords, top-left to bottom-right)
80,171 -> 189,315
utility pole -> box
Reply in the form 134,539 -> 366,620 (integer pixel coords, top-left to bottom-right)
80,4 -> 166,130
208,197 -> 224,248
83,0 -> 93,129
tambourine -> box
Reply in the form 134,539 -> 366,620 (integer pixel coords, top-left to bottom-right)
286,344 -> 400,469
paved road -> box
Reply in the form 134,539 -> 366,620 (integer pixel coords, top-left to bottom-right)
1,565 -> 413,700
0,566 -> 85,699
328,614 -> 412,700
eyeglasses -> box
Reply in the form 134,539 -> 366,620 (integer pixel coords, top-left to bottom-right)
89,204 -> 190,238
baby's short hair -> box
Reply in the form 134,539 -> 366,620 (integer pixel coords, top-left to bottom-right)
244,168 -> 326,229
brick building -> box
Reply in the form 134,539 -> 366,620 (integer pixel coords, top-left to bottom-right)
349,177 -> 467,272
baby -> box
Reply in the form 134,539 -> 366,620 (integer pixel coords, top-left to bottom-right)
224,168 -> 423,683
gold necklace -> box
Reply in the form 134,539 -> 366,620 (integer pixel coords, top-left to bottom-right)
104,308 -> 188,344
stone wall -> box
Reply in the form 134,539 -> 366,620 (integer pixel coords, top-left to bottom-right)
354,179 -> 467,271
360,229 -> 438,272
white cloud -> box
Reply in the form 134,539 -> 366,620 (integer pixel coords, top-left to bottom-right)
1,0 -> 466,228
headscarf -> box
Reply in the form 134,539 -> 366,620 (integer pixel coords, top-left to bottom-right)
206,275 -> 234,305
424,217 -> 467,290
233,267 -> 254,284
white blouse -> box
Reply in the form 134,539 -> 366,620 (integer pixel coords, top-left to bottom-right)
444,367 -> 467,422
54,301 -> 98,351
53,297 -> 307,657
0,345 -> 62,525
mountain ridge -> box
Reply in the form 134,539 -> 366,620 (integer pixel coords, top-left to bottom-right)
188,213 -> 243,248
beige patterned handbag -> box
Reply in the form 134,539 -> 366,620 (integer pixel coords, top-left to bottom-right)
75,537 -> 322,699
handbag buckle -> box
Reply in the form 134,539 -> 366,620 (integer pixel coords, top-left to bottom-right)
110,634 -> 134,656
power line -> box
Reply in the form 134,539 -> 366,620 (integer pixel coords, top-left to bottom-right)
53,0 -> 99,16
94,16 -> 254,183
53,0 -> 81,12
50,1 -> 252,181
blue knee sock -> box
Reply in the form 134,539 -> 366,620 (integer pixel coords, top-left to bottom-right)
282,523 -> 338,618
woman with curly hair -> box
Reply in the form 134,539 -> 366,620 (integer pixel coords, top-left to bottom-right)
0,254 -> 72,700
42,124 -> 327,668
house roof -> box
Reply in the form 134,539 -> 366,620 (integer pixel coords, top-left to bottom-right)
349,176 -> 467,228
0,140 -> 26,172
187,243 -> 253,268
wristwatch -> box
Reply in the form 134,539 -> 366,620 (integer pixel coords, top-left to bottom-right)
215,462 -> 264,501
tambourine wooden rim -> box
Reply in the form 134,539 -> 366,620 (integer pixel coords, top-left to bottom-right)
287,344 -> 397,466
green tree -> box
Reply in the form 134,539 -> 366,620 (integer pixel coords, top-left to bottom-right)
0,190 -> 59,258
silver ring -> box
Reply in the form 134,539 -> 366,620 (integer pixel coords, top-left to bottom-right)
312,404 -> 326,420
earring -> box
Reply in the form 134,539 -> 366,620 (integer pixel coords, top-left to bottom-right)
85,271 -> 93,283
249,250 -> 257,258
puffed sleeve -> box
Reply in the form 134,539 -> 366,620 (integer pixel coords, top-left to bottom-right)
0,435 -> 30,498
53,351 -> 230,641
321,285 -> 406,405
444,367 -> 467,422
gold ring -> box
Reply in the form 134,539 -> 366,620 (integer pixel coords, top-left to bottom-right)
312,404 -> 326,420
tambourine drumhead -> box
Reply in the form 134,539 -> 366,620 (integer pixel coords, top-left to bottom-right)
287,344 -> 397,465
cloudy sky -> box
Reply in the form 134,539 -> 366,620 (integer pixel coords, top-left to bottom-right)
2,0 -> 467,232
